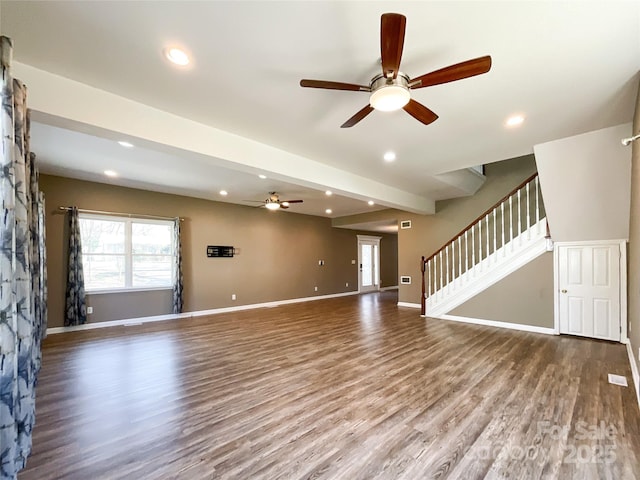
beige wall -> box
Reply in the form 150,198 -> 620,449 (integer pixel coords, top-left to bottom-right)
534,123 -> 632,242
86,290 -> 173,324
380,234 -> 398,288
628,80 -> 640,387
397,155 -> 538,304
41,175 -> 397,328
450,252 -> 554,327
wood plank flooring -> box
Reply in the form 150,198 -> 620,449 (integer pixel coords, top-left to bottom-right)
19,291 -> 640,479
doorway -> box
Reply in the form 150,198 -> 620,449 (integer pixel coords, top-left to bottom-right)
358,235 -> 381,293
555,241 -> 626,342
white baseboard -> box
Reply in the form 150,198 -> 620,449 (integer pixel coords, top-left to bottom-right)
397,302 -> 421,309
437,314 -> 557,336
46,290 -> 360,335
625,339 -> 640,410
46,312 -> 193,334
380,285 -> 399,291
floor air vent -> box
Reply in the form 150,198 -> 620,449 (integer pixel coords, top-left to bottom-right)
608,373 -> 628,387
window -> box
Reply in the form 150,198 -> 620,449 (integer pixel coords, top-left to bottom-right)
79,214 -> 175,292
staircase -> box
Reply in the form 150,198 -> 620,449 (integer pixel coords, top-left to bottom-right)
421,173 -> 549,317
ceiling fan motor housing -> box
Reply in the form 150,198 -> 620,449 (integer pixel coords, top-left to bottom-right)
369,73 -> 411,111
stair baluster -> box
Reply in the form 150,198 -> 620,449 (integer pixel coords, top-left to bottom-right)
420,173 -> 545,317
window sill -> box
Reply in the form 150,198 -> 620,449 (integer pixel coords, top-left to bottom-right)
85,287 -> 173,296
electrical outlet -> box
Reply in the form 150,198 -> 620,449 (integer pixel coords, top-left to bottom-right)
314,286 -> 318,292
231,294 -> 236,301
346,282 -> 349,287
87,306 -> 93,314
351,259 -> 356,265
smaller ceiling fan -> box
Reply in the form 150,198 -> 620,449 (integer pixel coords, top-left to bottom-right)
300,13 -> 492,128
246,192 -> 304,211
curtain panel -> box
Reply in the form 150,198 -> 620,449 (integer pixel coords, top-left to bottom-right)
172,218 -> 183,314
64,207 -> 86,326
0,36 -> 47,479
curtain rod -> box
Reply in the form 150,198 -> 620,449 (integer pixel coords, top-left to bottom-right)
58,206 -> 184,222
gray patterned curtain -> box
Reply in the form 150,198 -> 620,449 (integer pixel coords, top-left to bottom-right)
37,191 -> 47,339
64,207 -> 86,326
28,154 -> 47,342
172,218 -> 183,314
0,36 -> 47,479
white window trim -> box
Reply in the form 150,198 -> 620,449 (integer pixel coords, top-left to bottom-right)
86,286 -> 173,296
79,213 -> 176,293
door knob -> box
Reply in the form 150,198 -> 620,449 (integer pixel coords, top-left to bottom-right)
561,289 -> 567,293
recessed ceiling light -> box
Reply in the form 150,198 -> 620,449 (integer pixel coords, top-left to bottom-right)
104,170 -> 118,177
505,115 -> 524,127
368,200 -> 375,206
383,151 -> 396,162
258,174 -> 267,179
164,47 -> 190,66
325,209 -> 332,214
118,141 -> 134,148
219,190 -> 228,196
325,190 -> 332,196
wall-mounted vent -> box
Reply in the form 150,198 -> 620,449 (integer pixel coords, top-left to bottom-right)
400,276 -> 411,285
400,220 -> 411,229
207,245 -> 234,258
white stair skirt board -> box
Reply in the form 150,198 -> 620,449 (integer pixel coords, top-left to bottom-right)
625,340 -> 640,409
436,314 -> 557,336
46,290 -> 360,334
426,218 -> 547,317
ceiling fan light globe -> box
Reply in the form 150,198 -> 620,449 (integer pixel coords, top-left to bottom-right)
370,85 -> 410,112
265,202 -> 280,210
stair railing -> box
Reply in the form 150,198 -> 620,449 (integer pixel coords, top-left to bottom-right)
420,172 -> 544,316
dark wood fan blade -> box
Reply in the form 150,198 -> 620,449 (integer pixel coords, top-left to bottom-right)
403,99 -> 438,125
300,79 -> 370,92
341,105 -> 374,128
280,205 -> 289,209
380,13 -> 406,79
282,200 -> 303,204
410,56 -> 492,89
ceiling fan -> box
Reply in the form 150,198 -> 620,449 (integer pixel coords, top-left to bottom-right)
300,13 -> 492,128
247,192 -> 304,211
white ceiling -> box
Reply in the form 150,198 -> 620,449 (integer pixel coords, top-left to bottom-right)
29,122 -> 388,219
1,1 -> 638,223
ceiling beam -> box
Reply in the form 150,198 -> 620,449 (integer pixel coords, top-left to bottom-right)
14,62 -> 435,215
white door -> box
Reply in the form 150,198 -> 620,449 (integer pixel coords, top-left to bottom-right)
358,235 -> 381,293
557,243 -> 620,341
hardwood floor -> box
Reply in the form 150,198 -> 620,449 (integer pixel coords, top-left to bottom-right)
20,291 -> 640,479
